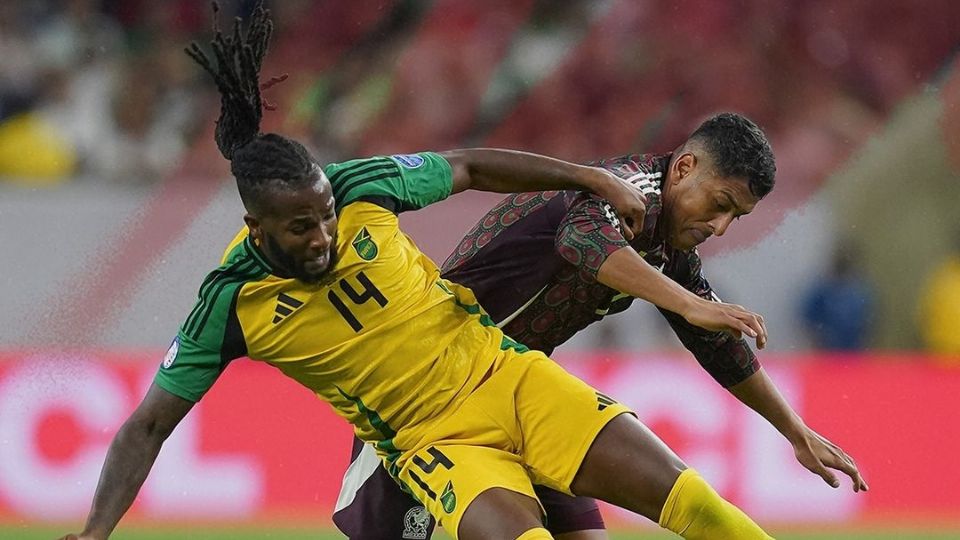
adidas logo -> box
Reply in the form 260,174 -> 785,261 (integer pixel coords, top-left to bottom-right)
623,170 -> 662,196
272,292 -> 304,324
596,391 -> 617,411
601,202 -> 622,232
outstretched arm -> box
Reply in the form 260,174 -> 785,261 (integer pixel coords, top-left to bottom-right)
441,148 -> 647,239
630,248 -> 867,493
597,246 -> 768,348
59,384 -> 195,540
728,369 -> 868,492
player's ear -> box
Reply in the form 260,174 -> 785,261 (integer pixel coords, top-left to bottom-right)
243,214 -> 262,241
672,152 -> 696,185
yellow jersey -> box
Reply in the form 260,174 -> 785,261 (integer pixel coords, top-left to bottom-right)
155,152 -> 527,468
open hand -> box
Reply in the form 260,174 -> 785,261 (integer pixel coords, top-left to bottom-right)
683,298 -> 768,349
792,426 -> 868,492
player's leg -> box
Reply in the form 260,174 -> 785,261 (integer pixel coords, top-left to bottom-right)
334,436 -> 437,540
511,352 -> 772,539
533,485 -> 606,540
398,444 -> 551,540
569,415 -> 683,520
571,413 -> 772,539
458,487 -> 550,540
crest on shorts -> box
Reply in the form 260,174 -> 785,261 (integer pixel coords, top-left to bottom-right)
162,337 -> 179,369
402,505 -> 431,539
440,481 -> 457,514
352,227 -> 378,261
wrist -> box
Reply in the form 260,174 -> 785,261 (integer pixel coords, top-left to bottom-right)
579,166 -> 611,196
678,295 -> 703,321
779,416 -> 809,445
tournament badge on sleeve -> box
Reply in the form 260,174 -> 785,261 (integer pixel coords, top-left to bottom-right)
162,337 -> 180,369
391,154 -> 425,169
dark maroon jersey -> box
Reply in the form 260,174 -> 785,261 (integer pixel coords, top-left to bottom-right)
440,153 -> 758,388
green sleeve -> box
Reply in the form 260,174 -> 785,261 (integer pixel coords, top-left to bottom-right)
325,152 -> 453,213
154,333 -> 225,402
154,261 -> 258,402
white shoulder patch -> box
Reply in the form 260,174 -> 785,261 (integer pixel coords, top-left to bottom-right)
162,337 -> 180,369
391,154 -> 425,169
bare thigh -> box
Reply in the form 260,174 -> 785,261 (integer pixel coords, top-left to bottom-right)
458,487 -> 544,540
570,413 -> 687,522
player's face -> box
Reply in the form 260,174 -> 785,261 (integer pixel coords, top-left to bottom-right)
246,170 -> 339,283
662,152 -> 758,251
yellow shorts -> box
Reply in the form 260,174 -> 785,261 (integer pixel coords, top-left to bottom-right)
395,348 -> 631,537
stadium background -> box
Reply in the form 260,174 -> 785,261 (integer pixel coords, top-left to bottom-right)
1,0 -> 958,538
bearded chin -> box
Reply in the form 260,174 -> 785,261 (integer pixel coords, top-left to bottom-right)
262,233 -> 299,277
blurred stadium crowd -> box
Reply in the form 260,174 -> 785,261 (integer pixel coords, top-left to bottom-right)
0,0 -> 213,184
1,0 -> 958,353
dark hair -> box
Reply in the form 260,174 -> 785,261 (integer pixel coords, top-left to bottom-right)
688,112 -> 776,198
185,1 -> 316,211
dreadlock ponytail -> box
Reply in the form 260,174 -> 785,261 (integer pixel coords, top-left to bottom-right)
185,1 -> 274,160
186,2 -> 316,209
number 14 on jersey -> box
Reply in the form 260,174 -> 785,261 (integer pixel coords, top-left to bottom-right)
327,271 -> 388,332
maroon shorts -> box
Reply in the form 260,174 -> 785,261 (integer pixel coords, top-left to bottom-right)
333,436 -> 604,539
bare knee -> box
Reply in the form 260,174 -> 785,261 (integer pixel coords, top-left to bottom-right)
458,487 -> 544,540
570,413 -> 686,521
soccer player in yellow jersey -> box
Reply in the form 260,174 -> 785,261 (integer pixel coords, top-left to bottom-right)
60,6 -> 851,540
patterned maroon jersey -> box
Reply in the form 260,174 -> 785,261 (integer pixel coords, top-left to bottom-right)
441,153 -> 758,387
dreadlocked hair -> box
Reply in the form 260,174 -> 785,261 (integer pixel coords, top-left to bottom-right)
186,1 -> 316,211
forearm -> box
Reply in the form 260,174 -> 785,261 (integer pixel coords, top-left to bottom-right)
442,148 -> 612,196
727,368 -> 806,444
81,421 -> 166,538
597,247 -> 701,316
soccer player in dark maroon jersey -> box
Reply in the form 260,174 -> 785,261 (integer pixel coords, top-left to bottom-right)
334,113 -> 865,540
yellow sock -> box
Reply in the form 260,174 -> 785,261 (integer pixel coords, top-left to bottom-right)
516,527 -> 553,540
659,468 -> 774,539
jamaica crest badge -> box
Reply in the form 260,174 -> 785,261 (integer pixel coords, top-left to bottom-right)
440,480 -> 457,514
352,227 -> 378,261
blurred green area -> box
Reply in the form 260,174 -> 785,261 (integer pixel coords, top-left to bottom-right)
10,525 -> 960,540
